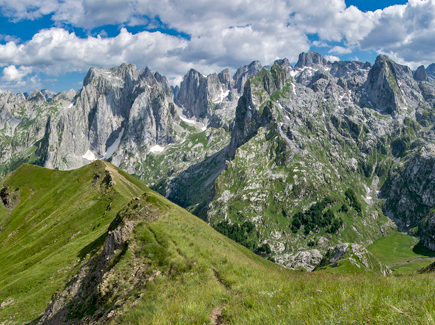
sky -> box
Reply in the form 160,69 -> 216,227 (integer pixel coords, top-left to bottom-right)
0,0 -> 433,93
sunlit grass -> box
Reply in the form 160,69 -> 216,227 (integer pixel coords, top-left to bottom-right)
2,163 -> 435,324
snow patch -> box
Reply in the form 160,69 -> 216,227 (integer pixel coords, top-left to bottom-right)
149,145 -> 165,154
67,103 -> 73,108
201,126 -> 207,131
82,150 -> 96,161
290,70 -> 299,77
212,89 -> 230,103
180,116 -> 196,124
102,128 -> 124,159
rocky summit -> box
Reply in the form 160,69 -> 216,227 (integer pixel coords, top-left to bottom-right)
3,52 -> 435,271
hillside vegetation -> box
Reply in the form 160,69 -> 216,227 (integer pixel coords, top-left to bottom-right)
1,163 -> 435,324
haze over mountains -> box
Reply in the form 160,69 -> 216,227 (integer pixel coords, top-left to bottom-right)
3,51 -> 435,272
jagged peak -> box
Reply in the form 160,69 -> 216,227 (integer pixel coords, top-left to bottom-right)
83,63 -> 139,87
295,52 -> 328,69
426,63 -> 435,79
40,89 -> 57,103
185,68 -> 206,79
414,65 -> 428,81
375,54 -> 392,63
233,61 -> 262,80
28,90 -> 46,103
53,89 -> 76,102
140,66 -> 154,79
274,58 -> 292,69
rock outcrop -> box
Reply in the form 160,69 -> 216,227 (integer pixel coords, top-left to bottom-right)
317,243 -> 391,275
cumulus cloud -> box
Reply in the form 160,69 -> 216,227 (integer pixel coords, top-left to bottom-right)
0,28 -> 190,78
324,55 -> 340,62
2,65 -> 32,81
0,34 -> 21,43
2,0 -> 435,92
357,0 -> 435,68
328,46 -> 353,54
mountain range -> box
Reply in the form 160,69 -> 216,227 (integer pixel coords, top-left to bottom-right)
3,51 -> 435,273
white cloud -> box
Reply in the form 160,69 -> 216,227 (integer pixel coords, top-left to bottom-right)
0,28 -> 189,76
357,1 -> 435,67
0,34 -> 21,43
2,0 -> 435,92
324,55 -> 340,62
2,65 -> 32,81
328,46 -> 353,54
312,41 -> 330,48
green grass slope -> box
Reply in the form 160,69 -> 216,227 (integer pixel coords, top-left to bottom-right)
0,161 -> 146,323
1,163 -> 435,324
368,231 -> 435,275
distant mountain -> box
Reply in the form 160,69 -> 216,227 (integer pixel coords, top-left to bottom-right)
3,52 -> 435,270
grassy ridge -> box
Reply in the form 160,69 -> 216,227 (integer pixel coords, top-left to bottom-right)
1,163 -> 435,323
112,203 -> 435,324
0,161 -> 146,322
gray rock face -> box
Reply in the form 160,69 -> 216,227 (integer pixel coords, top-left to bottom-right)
0,89 -> 72,175
176,61 -> 262,130
232,60 -> 262,93
295,51 -> 329,69
176,69 -> 208,118
41,89 -> 57,102
42,63 -> 177,171
414,65 -> 428,81
276,249 -> 323,272
54,89 -> 76,101
360,55 -> 420,115
382,144 -> 435,231
426,63 -> 435,79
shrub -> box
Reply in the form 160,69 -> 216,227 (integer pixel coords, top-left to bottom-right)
345,188 -> 362,213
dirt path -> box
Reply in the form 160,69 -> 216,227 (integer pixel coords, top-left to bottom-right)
210,305 -> 225,325
209,270 -> 229,325
388,257 -> 435,268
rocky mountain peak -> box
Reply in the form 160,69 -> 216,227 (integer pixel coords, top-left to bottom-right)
40,89 -> 57,103
414,65 -> 428,81
274,58 -> 292,69
375,54 -> 391,63
232,60 -> 262,93
83,64 -> 139,87
426,63 -> 435,79
295,52 -> 329,69
176,68 -> 207,115
362,54 -> 419,115
218,68 -> 231,89
53,89 -> 76,102
138,68 -> 171,91
28,90 -> 46,104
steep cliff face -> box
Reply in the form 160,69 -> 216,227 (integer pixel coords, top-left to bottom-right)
42,64 -> 177,171
208,55 -> 398,269
381,144 -> 435,234
0,90 -> 73,175
361,55 -> 427,116
176,61 -> 262,130
206,52 -> 435,268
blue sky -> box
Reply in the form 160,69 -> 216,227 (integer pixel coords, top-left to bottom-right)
0,0 -> 433,93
